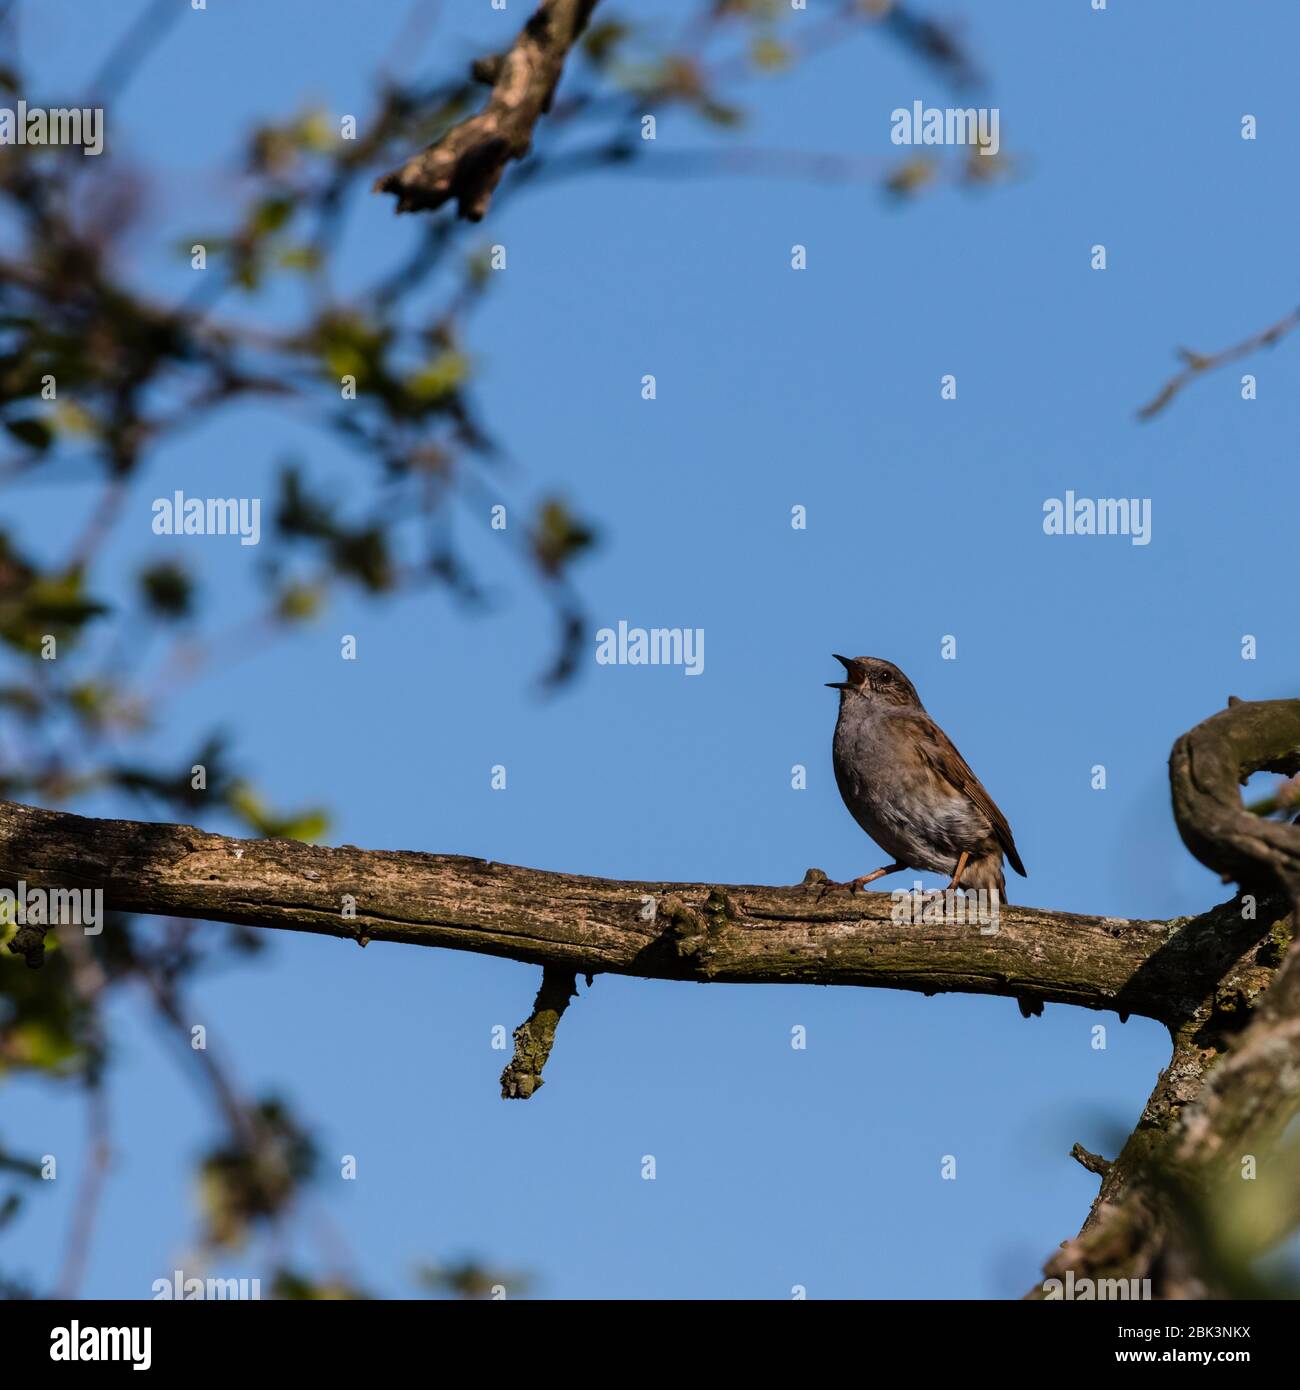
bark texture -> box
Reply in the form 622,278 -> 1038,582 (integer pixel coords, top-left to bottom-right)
374,0 -> 600,218
0,795 -> 1268,1022
500,966 -> 577,1099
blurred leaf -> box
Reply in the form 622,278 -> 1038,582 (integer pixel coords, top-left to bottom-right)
750,36 -> 790,71
0,565 -> 109,656
885,157 -> 937,199
251,196 -> 296,236
271,1268 -> 369,1300
276,245 -> 322,273
198,1098 -> 316,1249
406,351 -> 469,403
416,1258 -> 532,1300
582,20 -> 629,64
53,400 -> 97,437
226,781 -> 330,843
3,417 -> 53,452
698,99 -> 745,127
139,561 -> 194,620
275,465 -> 338,540
531,498 -> 596,577
330,526 -> 393,592
315,312 -> 388,387
275,583 -> 323,622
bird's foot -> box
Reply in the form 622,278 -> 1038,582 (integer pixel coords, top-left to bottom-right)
812,863 -> 905,900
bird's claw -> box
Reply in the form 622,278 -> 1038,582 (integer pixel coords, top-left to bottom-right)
813,876 -> 863,901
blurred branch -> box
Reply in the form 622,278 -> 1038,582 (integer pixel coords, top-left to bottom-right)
1137,307 -> 1300,421
375,0 -> 601,218
89,0 -> 187,102
53,1080 -> 111,1298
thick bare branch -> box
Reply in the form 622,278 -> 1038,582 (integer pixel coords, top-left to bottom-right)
0,796 -> 1273,1030
374,0 -> 600,219
1038,696 -> 1300,1298
1170,696 -> 1300,900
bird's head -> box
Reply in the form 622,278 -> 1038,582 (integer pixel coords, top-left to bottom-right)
825,654 -> 922,710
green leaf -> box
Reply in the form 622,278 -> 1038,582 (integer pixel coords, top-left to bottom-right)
406,351 -> 470,403
251,196 -> 295,235
276,245 -> 323,273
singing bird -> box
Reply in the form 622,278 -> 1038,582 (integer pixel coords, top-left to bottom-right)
826,655 -> 1026,900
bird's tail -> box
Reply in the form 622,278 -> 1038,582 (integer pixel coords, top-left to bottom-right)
958,852 -> 1008,905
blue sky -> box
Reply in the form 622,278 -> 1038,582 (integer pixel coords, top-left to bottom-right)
4,0 -> 1298,1298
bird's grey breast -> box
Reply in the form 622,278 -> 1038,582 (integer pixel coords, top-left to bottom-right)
833,703 -> 991,869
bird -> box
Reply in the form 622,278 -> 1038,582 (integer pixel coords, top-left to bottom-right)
825,654 -> 1026,901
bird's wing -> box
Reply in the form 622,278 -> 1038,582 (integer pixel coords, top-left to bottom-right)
896,712 -> 1027,877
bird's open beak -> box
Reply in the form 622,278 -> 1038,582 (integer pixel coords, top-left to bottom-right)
826,653 -> 851,688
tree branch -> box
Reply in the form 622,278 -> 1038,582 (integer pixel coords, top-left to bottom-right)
500,966 -> 577,1099
1137,308 -> 1300,421
1037,696 -> 1300,1298
374,0 -> 601,219
1070,1142 -> 1112,1180
5,695 -> 1298,1295
0,796 -> 1274,1030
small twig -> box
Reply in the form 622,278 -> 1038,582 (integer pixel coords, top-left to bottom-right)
5,918 -> 50,968
1069,1142 -> 1112,1179
1137,307 -> 1300,421
51,925 -> 113,1298
500,967 -> 577,1100
55,1082 -> 112,1298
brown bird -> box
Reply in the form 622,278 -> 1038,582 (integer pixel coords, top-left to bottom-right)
826,655 -> 1026,900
